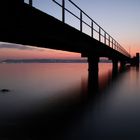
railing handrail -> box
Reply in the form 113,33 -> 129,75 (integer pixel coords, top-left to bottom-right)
25,0 -> 131,58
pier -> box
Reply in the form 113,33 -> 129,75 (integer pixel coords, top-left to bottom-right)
0,0 -> 139,75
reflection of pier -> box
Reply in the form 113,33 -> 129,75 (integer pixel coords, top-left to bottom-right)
0,0 -> 139,76
87,62 -> 132,98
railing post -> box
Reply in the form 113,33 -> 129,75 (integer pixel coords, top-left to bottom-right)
62,0 -> 65,23
117,43 -> 118,51
29,0 -> 32,6
114,41 -> 116,50
91,21 -> 93,38
104,32 -> 106,44
109,36 -> 110,47
99,27 -> 101,42
112,38 -> 113,48
80,11 -> 83,32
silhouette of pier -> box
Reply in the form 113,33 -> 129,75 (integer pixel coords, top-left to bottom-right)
0,0 -> 139,74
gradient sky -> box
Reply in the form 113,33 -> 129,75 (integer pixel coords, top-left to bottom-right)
0,0 -> 140,60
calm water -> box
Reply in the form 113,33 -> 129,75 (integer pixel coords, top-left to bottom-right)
0,63 -> 140,140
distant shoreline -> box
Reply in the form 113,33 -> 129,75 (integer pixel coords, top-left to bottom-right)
0,59 -> 112,64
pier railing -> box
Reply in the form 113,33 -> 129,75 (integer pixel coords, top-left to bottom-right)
24,0 -> 130,58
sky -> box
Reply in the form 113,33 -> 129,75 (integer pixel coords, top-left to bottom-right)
0,0 -> 140,60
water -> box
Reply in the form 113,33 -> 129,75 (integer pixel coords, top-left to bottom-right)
0,63 -> 140,140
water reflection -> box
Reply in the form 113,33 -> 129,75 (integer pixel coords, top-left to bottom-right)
87,64 -> 130,100
0,63 -> 138,140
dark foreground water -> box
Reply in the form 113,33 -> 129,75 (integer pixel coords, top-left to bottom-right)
0,63 -> 140,140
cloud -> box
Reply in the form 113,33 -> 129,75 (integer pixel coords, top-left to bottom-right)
0,42 -> 47,52
0,42 -> 38,50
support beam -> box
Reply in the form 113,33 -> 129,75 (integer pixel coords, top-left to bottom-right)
88,55 -> 99,74
136,53 -> 139,67
119,60 -> 127,72
112,59 -> 118,73
120,60 -> 126,70
87,55 -> 99,93
131,53 -> 139,67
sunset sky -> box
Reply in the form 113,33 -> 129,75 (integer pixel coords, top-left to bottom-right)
0,0 -> 140,60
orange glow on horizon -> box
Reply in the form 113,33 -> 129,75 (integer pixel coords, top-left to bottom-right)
122,41 -> 140,57
0,47 -> 81,60
0,41 -> 139,60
